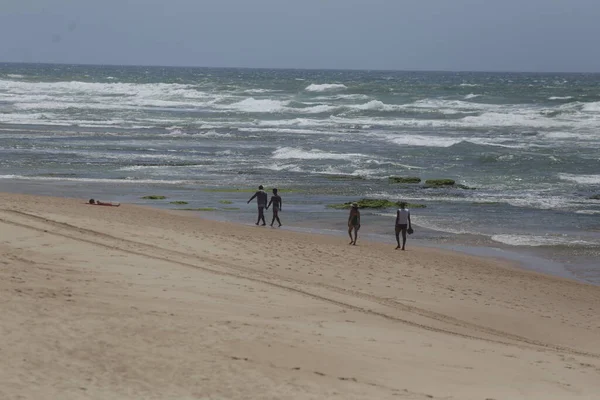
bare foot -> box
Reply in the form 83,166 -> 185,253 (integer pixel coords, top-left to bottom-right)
395,245 -> 400,250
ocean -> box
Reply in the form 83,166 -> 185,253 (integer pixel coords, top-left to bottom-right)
1,63 -> 599,283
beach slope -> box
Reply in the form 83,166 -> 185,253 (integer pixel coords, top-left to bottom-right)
1,192 -> 599,400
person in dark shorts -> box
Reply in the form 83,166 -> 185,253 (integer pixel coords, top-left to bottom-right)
395,202 -> 412,250
266,188 -> 282,227
247,185 -> 268,226
348,202 -> 361,245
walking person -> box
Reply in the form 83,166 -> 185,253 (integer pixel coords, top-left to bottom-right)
266,188 -> 282,227
348,202 -> 360,245
247,185 -> 268,226
395,202 -> 412,250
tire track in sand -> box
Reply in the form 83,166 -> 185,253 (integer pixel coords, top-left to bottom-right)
1,209 -> 598,360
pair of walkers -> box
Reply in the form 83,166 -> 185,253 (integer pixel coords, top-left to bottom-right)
247,185 -> 282,227
347,202 -> 412,250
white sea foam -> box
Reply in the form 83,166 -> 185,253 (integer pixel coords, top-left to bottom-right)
539,131 -> 591,140
0,79 -> 222,115
237,127 -> 327,135
491,234 -> 596,247
502,194 -> 566,210
0,175 -> 192,185
223,98 -> 289,113
272,147 -> 366,160
408,99 -> 499,113
160,130 -> 232,138
576,210 -> 600,215
244,88 -> 276,94
118,165 -> 181,171
558,173 -> 600,185
257,118 -> 334,128
581,101 -> 600,113
459,83 -> 480,87
297,104 -> 339,114
460,112 -> 573,129
410,217 -> 481,235
305,83 -> 347,92
313,94 -> 370,101
348,100 -> 401,112
464,94 -> 482,99
549,96 -> 574,100
385,134 -> 463,148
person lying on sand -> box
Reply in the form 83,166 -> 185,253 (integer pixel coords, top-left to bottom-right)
88,199 -> 120,207
348,202 -> 360,245
247,185 -> 268,226
266,188 -> 282,227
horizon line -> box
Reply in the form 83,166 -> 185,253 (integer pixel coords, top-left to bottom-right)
1,60 -> 599,75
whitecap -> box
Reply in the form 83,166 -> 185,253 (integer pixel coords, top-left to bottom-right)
384,134 -> 463,148
581,101 -> 600,113
271,147 -> 366,160
244,88 -> 276,94
464,94 -> 482,100
548,96 -> 573,100
576,210 -> 600,215
0,175 -> 193,185
221,98 -> 289,113
160,130 -> 232,138
305,83 -> 347,92
558,173 -> 600,185
349,100 -> 400,112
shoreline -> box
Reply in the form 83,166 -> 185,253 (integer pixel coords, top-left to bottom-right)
2,191 -> 600,399
1,180 -> 597,285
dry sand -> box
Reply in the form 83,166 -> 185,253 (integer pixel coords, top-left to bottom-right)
1,192 -> 599,400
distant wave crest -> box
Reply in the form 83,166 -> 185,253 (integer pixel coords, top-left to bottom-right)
558,173 -> 600,185
272,147 -> 365,160
305,83 -> 347,92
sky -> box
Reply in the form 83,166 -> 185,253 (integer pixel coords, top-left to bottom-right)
1,0 -> 599,72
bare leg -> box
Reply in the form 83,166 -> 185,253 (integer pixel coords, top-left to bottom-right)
352,227 -> 358,245
402,229 -> 407,250
395,228 -> 401,249
272,210 -> 281,227
258,207 -> 266,225
348,226 -> 354,244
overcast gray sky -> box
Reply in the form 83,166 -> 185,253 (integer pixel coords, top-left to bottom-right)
1,0 -> 599,72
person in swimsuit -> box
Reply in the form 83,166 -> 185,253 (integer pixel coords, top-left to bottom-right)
348,202 -> 361,245
247,185 -> 268,226
395,202 -> 412,250
266,188 -> 282,227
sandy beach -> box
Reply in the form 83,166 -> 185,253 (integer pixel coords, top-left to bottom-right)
1,192 -> 599,400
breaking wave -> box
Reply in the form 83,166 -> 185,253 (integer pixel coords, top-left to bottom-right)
305,83 -> 347,92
